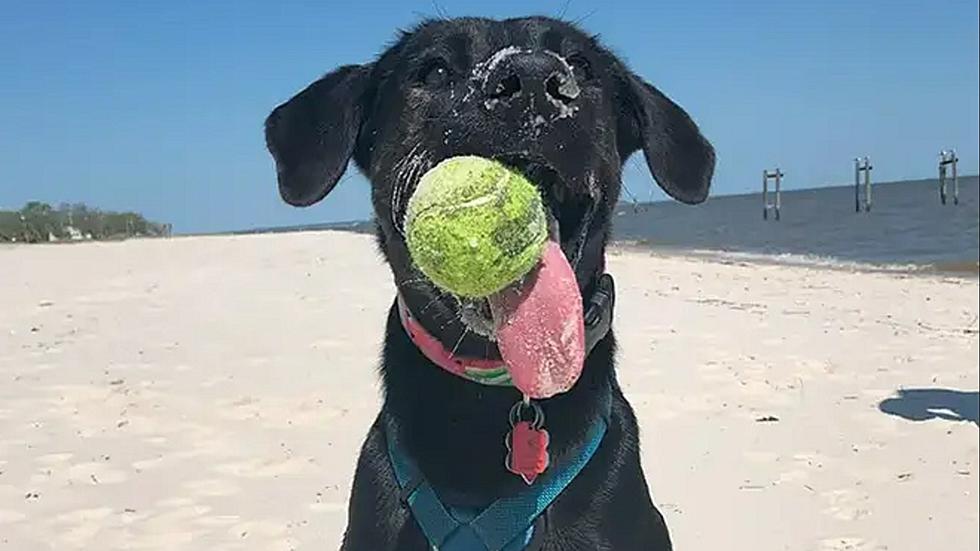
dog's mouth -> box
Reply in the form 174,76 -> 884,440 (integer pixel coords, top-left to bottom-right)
452,154 -> 597,337
492,154 -> 598,266
395,152 -> 598,398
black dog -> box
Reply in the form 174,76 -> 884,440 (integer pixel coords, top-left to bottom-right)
265,16 -> 714,550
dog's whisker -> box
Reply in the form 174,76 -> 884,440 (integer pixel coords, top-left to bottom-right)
419,290 -> 449,314
556,0 -> 572,21
410,153 -> 431,191
571,7 -> 599,25
390,142 -> 425,236
430,0 -> 450,20
395,271 -> 439,292
395,277 -> 435,292
449,327 -> 469,358
392,151 -> 414,212
393,151 -> 430,233
402,146 -> 427,193
433,293 -> 463,332
437,314 -> 461,333
390,148 -> 415,193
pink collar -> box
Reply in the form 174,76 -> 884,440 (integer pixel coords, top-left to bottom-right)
396,294 -> 514,387
395,273 -> 616,389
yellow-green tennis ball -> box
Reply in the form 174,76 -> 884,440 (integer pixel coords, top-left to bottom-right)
405,156 -> 548,298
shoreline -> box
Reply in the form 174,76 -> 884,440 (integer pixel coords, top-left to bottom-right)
6,230 -> 977,280
610,240 -> 980,279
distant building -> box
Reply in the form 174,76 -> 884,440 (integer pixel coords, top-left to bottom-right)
64,226 -> 85,241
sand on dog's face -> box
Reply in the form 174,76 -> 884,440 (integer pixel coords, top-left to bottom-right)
1,232 -> 978,550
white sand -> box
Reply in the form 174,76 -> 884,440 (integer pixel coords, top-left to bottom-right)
1,231 -> 977,550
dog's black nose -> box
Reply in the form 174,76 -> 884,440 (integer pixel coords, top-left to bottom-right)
484,50 -> 580,111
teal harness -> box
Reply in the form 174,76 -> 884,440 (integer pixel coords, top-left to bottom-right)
385,390 -> 612,551
389,274 -> 617,550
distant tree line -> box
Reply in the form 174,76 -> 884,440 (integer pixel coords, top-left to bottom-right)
0,202 -> 171,243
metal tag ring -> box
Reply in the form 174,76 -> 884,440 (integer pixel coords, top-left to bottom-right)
509,399 -> 544,429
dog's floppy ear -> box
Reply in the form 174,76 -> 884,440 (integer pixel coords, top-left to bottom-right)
265,64 -> 371,207
616,71 -> 715,204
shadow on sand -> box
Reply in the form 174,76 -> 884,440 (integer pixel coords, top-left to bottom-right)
879,388 -> 979,425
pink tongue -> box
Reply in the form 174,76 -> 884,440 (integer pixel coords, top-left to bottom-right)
489,240 -> 585,399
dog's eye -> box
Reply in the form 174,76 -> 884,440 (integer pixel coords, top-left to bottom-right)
567,54 -> 593,82
419,61 -> 451,88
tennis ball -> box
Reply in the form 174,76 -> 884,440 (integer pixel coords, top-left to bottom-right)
405,156 -> 548,298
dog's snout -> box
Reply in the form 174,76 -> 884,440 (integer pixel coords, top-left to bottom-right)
484,50 -> 580,112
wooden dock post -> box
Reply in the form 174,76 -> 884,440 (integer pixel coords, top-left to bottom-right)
762,170 -> 768,219
939,150 -> 959,205
762,168 -> 783,221
854,157 -> 873,212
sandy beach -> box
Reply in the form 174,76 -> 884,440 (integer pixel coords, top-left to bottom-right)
1,231 -> 977,550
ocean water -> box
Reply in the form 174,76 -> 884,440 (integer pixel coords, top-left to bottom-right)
240,176 -> 979,275
612,177 -> 979,274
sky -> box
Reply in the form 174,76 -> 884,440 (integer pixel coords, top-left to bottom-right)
1,0 -> 978,234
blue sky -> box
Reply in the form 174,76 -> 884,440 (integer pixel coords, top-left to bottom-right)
1,1 -> 977,233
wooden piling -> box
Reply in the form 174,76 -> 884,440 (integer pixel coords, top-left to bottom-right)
854,157 -> 872,213
763,168 -> 783,221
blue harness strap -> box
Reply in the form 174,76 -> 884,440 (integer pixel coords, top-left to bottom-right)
386,392 -> 613,551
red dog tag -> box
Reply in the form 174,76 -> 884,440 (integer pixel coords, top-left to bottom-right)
506,421 -> 550,484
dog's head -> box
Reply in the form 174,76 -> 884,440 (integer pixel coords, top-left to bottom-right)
265,16 -> 714,357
